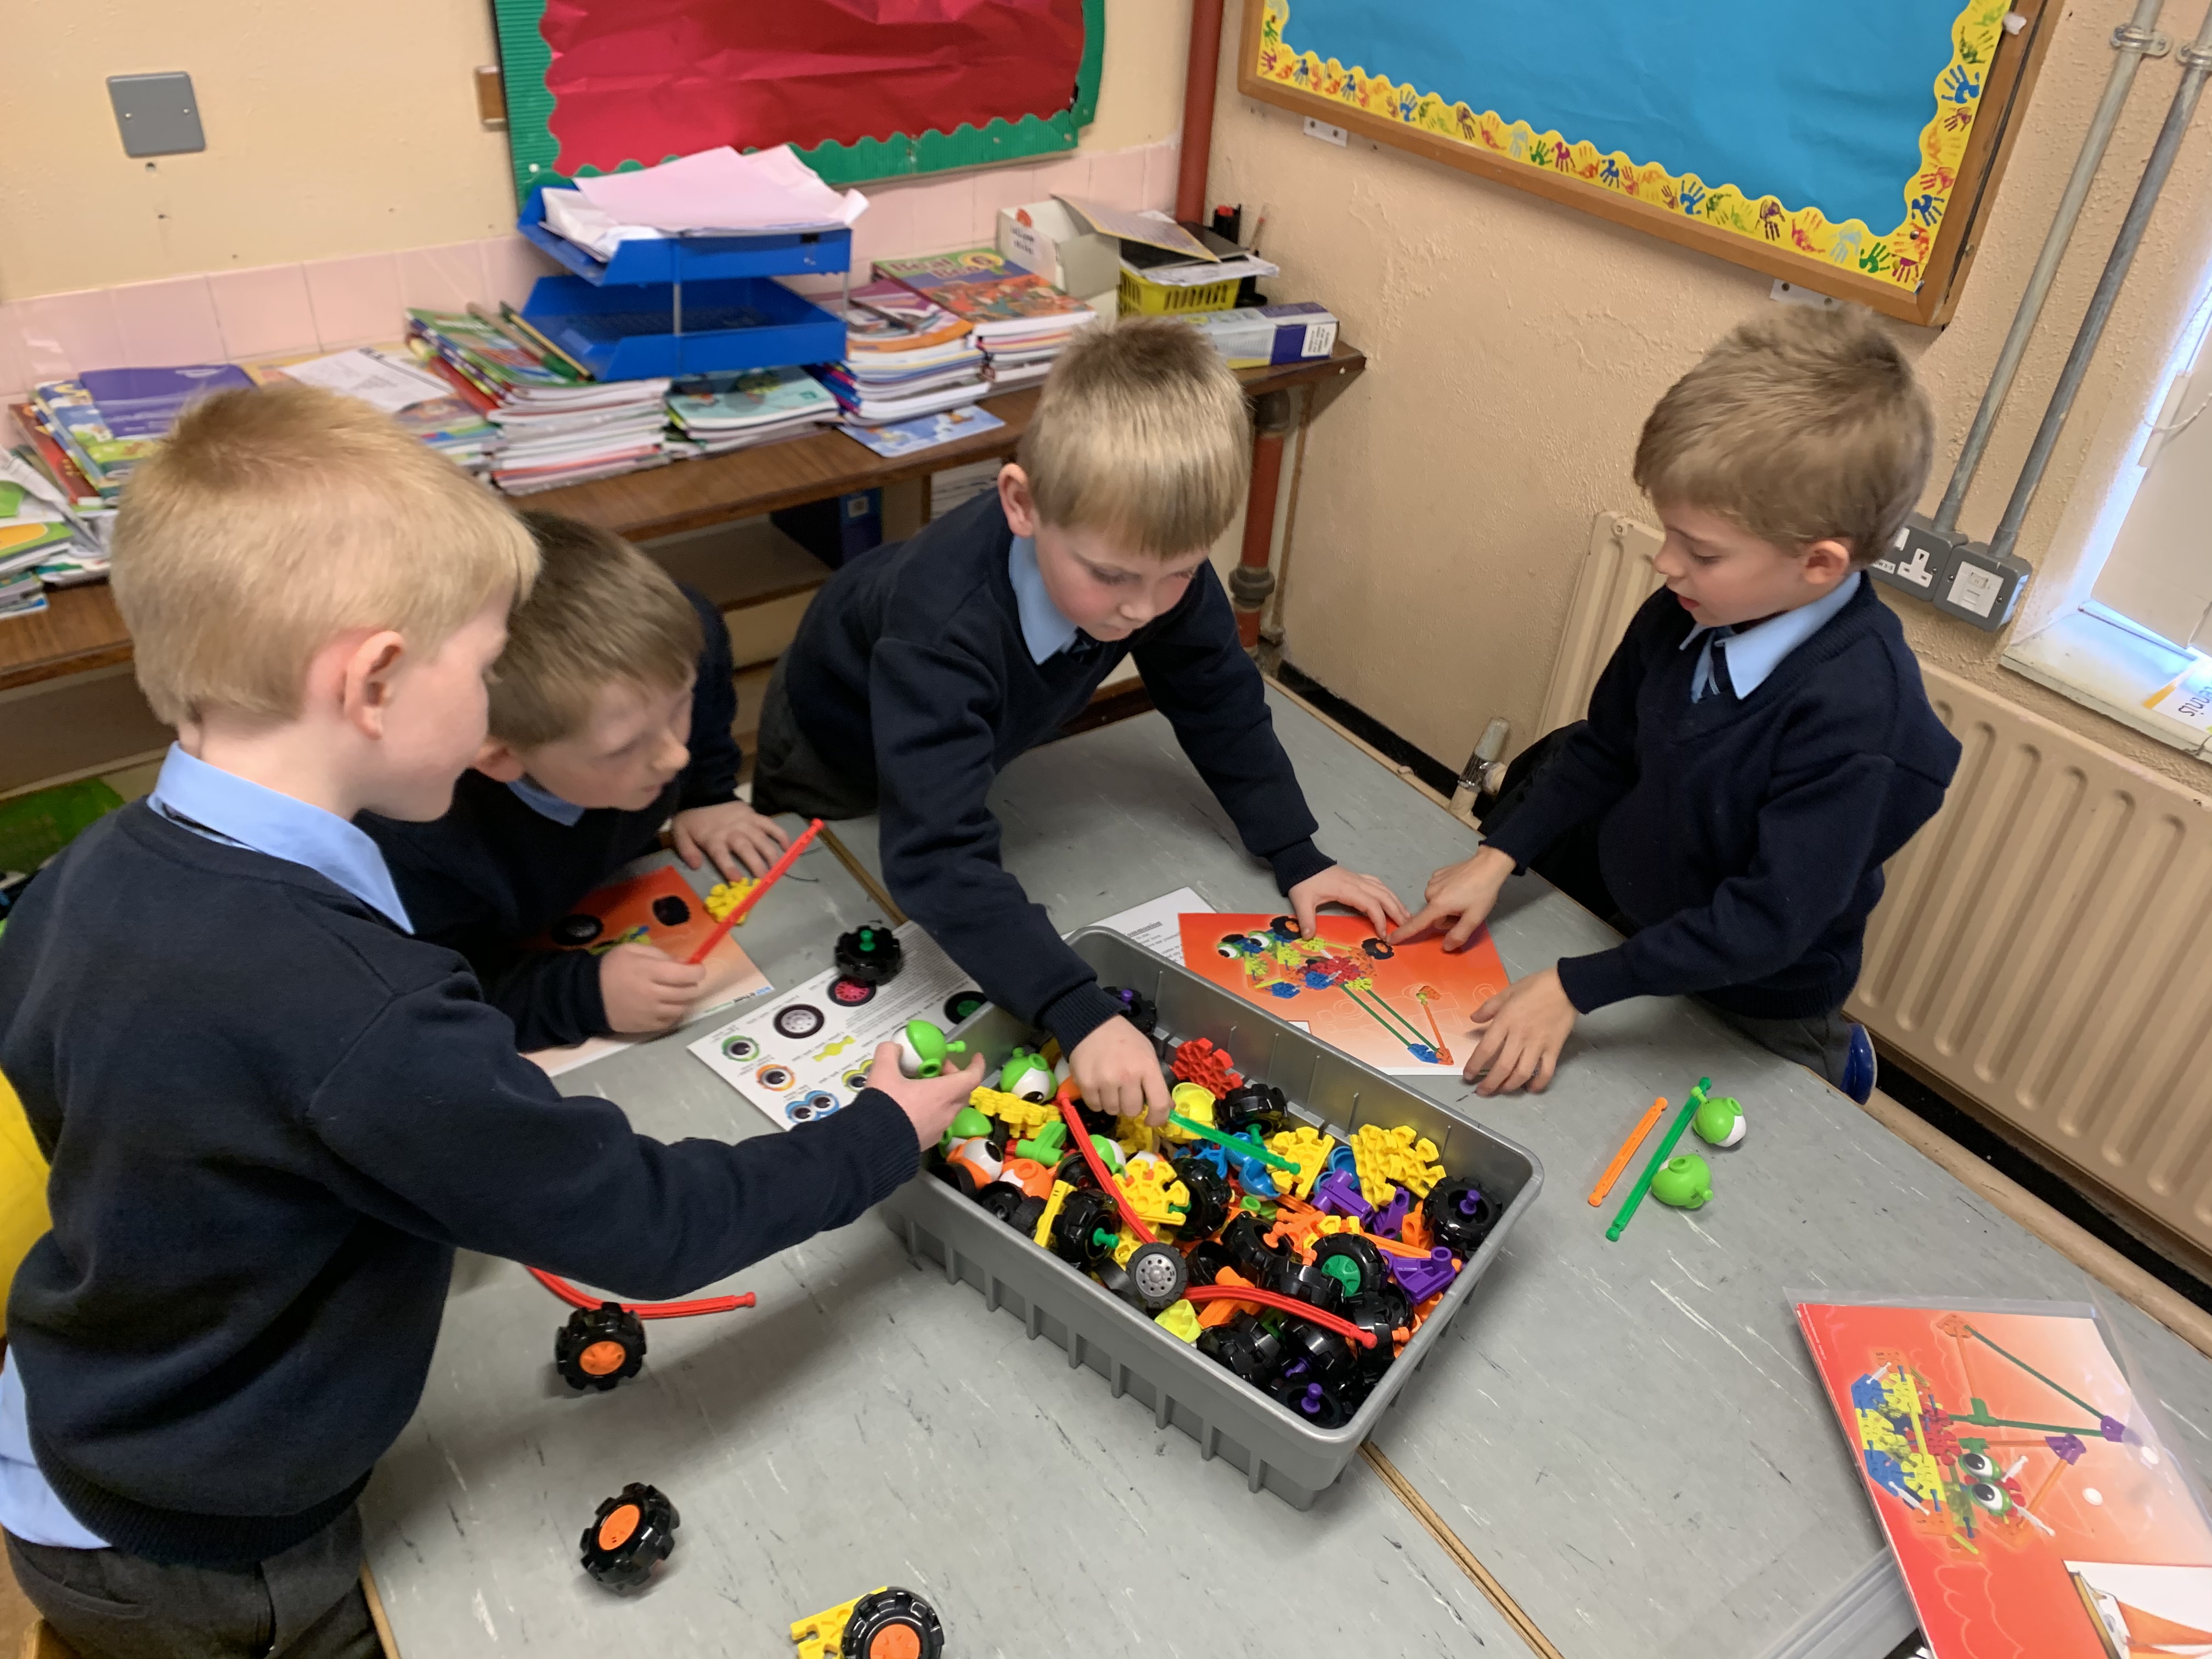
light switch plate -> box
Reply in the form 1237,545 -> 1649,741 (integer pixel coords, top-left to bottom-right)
108,72 -> 205,157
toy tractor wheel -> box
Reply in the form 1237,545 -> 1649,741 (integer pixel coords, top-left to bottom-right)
833,923 -> 905,987
579,1482 -> 679,1590
1423,1179 -> 1498,1253
554,1302 -> 646,1391
840,1587 -> 944,1659
1310,1234 -> 1391,1302
1124,1242 -> 1189,1312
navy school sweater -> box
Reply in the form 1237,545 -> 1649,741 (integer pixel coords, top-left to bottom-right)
1483,579 -> 1960,1019
778,490 -> 1334,1054
0,805 -> 918,1567
360,585 -> 740,1051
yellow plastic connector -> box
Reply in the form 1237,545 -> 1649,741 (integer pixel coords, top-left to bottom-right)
1115,1157 -> 1191,1229
1033,1180 -> 1074,1248
704,877 -> 759,922
1266,1125 -> 1337,1199
1350,1123 -> 1444,1205
791,1587 -> 887,1658
971,1085 -> 1054,1137
1154,1300 -> 1202,1343
1159,1082 -> 1216,1143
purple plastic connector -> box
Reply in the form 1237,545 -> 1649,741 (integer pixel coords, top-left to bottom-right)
1388,1245 -> 1457,1301
1312,1170 -> 1373,1220
1372,1186 -> 1412,1239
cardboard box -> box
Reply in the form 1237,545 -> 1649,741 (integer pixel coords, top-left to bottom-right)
996,199 -> 1120,304
1186,303 -> 1339,367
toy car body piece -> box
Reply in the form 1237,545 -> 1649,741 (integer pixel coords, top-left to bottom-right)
997,1046 -> 1054,1101
555,1301 -> 647,1391
1650,1153 -> 1713,1209
579,1482 -> 679,1590
832,922 -> 904,986
1692,1094 -> 1747,1148
791,1586 -> 945,1659
898,1018 -> 968,1079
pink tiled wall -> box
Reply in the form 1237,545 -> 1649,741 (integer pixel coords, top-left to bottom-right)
0,141 -> 1177,398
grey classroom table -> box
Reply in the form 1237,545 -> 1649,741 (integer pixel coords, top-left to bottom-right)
360,823 -> 1527,1658
829,690 -> 2212,1659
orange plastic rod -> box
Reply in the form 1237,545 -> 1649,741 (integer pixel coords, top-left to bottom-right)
1587,1097 -> 1667,1207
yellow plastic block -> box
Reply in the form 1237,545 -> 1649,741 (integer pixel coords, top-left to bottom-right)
1033,1180 -> 1074,1248
1115,1119 -> 1157,1159
791,1587 -> 886,1658
970,1086 -> 1054,1137
1350,1123 -> 1444,1205
1111,1230 -> 1141,1266
1266,1125 -> 1337,1199
704,877 -> 759,922
1115,1158 -> 1190,1228
1154,1300 -> 1202,1343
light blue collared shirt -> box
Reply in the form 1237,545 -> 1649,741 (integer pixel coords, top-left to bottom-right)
1683,571 -> 1861,702
507,775 -> 586,826
0,743 -> 421,1550
1008,535 -> 1083,664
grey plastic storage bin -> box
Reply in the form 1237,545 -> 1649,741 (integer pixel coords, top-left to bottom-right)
878,927 -> 1543,1508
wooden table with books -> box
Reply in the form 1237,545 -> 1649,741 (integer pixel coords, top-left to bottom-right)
0,347 -> 1363,696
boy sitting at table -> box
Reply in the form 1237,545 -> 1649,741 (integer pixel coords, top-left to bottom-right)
1395,308 -> 1960,1099
362,511 -> 790,1051
0,382 -> 979,1659
751,318 -> 1404,1122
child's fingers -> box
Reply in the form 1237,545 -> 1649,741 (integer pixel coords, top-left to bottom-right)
754,815 -> 793,851
1390,900 -> 1446,945
671,824 -> 704,869
1139,1059 -> 1171,1126
1374,882 -> 1411,928
1441,910 -> 1488,951
1530,1042 -> 1559,1093
1290,891 -> 1319,939
862,1040 -> 906,1086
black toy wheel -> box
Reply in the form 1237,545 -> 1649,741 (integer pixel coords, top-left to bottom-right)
1124,1242 -> 1189,1311
975,1181 -> 1029,1225
551,913 -> 603,947
651,895 -> 692,928
1197,1311 -> 1283,1384
1103,985 -> 1158,1035
829,976 -> 877,1007
1360,937 -> 1395,960
1310,1234 -> 1391,1301
1273,1373 -> 1355,1428
1216,1082 -> 1289,1138
773,1005 -> 826,1040
841,1587 -> 944,1659
1170,1156 -> 1232,1238
833,923 -> 904,987
942,991 -> 987,1024
555,1302 -> 646,1392
1266,1253 -> 1346,1316
1220,1213 -> 1282,1281
1183,1239 -> 1234,1288
579,1482 -> 678,1590
1268,915 -> 1300,939
1423,1179 -> 1498,1254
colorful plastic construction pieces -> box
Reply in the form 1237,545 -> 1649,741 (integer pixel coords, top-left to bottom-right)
703,877 -> 758,922
1115,1157 -> 1191,1231
579,1482 -> 679,1590
1154,1299 -> 1203,1342
1350,1123 -> 1444,1205
971,1084 -> 1054,1139
1650,1153 -> 1713,1209
1266,1125 -> 1337,1199
1171,1037 -> 1243,1097
1588,1096 -> 1667,1206
1387,1245 -> 1459,1301
791,1587 -> 944,1659
1312,1169 -> 1374,1221
1606,1079 -> 1711,1242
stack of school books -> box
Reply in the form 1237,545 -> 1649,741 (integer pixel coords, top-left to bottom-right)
404,308 -> 675,494
0,456 -> 109,619
813,280 -> 987,425
871,251 -> 1094,394
14,365 -> 253,505
244,346 -> 497,475
665,366 -> 841,456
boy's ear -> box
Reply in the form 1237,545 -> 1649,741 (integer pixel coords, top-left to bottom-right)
334,630 -> 408,740
1802,537 -> 1854,590
472,738 -> 527,782
997,462 -> 1040,537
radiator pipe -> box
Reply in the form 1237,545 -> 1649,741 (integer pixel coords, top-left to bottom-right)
1233,392 -> 1293,650
1177,0 -> 1227,225
1990,0 -> 2212,562
1933,0 -> 2168,532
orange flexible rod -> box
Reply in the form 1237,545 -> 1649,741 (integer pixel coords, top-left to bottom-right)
1588,1097 -> 1667,1207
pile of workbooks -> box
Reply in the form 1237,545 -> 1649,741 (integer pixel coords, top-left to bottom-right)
665,365 -> 840,456
14,364 -> 252,506
870,251 -> 1094,396
814,280 -> 987,425
244,346 -> 496,475
0,453 -> 108,618
405,309 -> 673,494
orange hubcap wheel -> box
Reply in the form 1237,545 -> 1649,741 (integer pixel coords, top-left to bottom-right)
579,1340 -> 628,1376
596,1503 -> 639,1551
869,1629 -> 921,1659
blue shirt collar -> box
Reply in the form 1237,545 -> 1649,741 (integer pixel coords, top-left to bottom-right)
507,775 -> 587,826
148,744 -> 413,931
1681,570 -> 1861,699
1008,534 -> 1081,665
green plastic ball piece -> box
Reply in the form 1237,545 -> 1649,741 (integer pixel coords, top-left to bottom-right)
944,1105 -> 994,1144
1649,1153 -> 1713,1210
998,1047 -> 1054,1102
1692,1095 -> 1746,1149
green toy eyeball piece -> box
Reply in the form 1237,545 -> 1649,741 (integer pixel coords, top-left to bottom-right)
1692,1095 -> 1746,1149
1649,1153 -> 1713,1210
998,1047 -> 1054,1102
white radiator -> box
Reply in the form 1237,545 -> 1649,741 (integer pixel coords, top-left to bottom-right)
1542,512 -> 2212,1251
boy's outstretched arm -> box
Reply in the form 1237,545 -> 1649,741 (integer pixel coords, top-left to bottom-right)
670,588 -> 790,879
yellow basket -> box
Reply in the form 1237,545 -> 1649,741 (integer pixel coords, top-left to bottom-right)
1118,267 -> 1241,317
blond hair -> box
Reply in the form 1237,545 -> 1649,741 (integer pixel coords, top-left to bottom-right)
112,382 -> 537,725
488,513 -> 702,747
1634,307 -> 1934,566
1017,318 -> 1250,556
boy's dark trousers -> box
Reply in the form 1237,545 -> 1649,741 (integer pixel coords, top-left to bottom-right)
3,1506 -> 377,1659
1481,727 -> 1862,1093
748,658 -> 877,822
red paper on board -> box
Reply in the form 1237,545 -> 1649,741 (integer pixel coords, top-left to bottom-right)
1177,912 -> 1510,1077
540,0 -> 1088,176
1797,1300 -> 2212,1658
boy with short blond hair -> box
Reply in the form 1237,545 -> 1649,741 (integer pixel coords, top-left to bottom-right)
755,318 -> 1404,1121
0,382 -> 976,1659
1400,307 -> 1960,1097
363,512 -> 788,1049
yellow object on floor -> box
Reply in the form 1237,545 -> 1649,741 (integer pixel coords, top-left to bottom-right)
0,1071 -> 51,1336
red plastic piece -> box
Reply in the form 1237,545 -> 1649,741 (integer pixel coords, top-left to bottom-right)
1184,1284 -> 1378,1349
683,819 -> 822,964
1057,1089 -> 1156,1246
1171,1038 -> 1243,1097
529,1267 -> 755,1321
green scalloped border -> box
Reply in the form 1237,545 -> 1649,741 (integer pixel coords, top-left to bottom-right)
492,0 -> 1104,202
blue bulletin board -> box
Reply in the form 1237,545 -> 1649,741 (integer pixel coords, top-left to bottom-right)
1238,0 -> 2051,324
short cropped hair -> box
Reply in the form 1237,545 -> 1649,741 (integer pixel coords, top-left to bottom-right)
489,513 -> 702,748
1017,318 -> 1250,555
1633,307 -> 1934,566
112,382 -> 537,725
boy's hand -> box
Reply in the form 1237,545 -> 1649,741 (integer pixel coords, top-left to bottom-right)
1392,844 -> 1515,951
672,801 -> 792,881
1461,966 -> 1575,1096
862,1040 -> 987,1150
600,943 -> 707,1034
1285,866 -> 1409,939
1070,1015 -> 1171,1125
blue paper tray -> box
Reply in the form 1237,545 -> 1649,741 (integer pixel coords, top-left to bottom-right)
520,275 -> 846,381
517,187 -> 851,286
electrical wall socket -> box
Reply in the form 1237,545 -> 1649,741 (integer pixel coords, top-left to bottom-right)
1931,542 -> 2032,630
1303,117 -> 1348,146
1869,513 -> 1959,601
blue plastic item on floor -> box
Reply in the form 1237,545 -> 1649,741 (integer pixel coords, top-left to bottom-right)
1843,1022 -> 1877,1104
